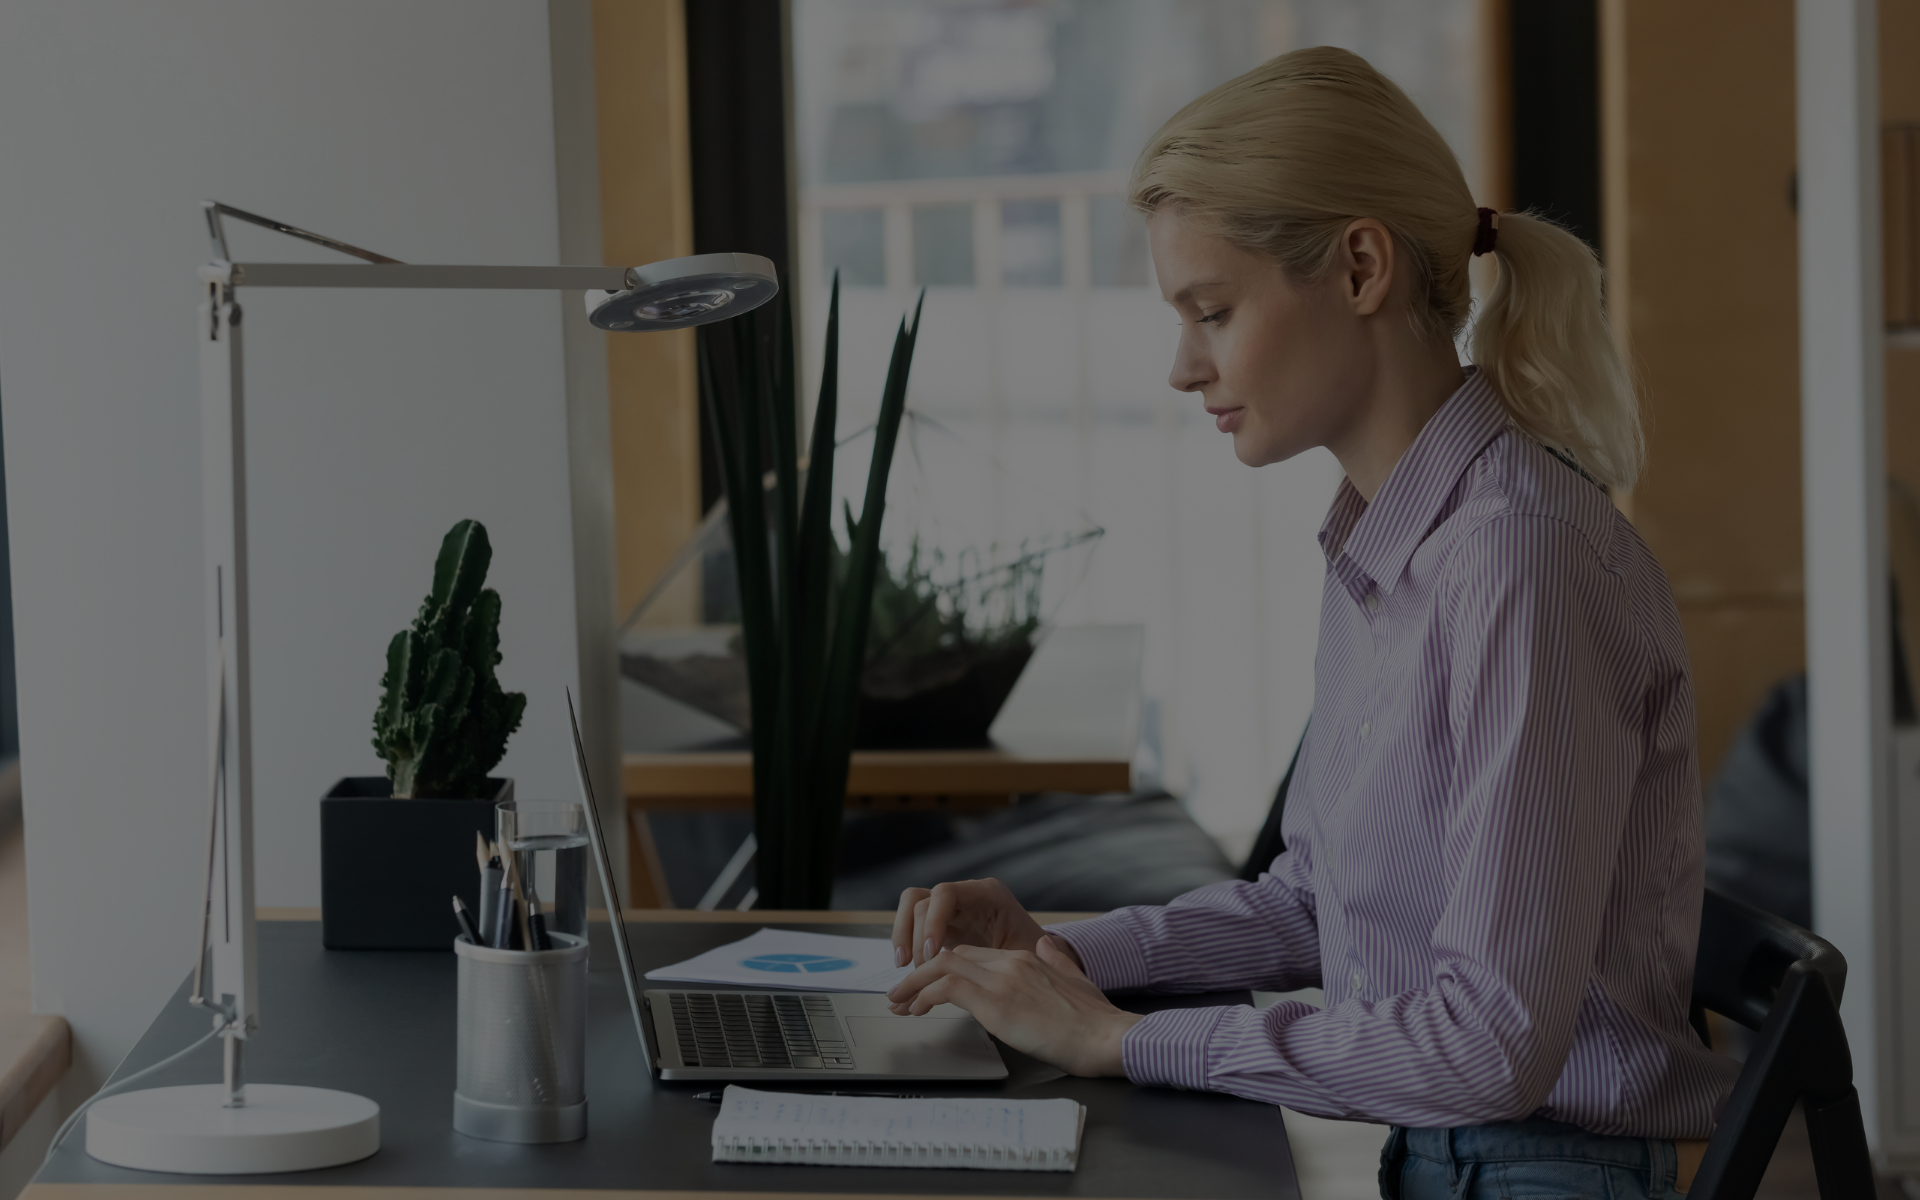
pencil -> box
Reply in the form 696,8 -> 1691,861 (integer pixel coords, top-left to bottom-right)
503,844 -> 533,951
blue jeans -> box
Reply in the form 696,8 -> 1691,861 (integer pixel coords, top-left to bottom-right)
1379,1116 -> 1689,1199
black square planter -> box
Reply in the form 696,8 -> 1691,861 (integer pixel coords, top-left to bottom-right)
320,776 -> 513,950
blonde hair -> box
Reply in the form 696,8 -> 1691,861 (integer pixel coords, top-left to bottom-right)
1130,47 -> 1642,490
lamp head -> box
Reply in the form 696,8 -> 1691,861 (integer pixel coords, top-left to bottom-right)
587,252 -> 778,331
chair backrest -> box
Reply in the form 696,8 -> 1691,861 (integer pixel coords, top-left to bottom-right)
1689,889 -> 1874,1200
1693,888 -> 1847,1031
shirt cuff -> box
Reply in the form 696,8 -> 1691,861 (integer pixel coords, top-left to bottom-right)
1044,914 -> 1153,992
1120,1006 -> 1234,1091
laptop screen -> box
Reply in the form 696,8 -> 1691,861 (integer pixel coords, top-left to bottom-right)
565,689 -> 654,1058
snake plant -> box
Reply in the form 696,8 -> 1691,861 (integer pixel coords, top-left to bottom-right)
700,278 -> 921,908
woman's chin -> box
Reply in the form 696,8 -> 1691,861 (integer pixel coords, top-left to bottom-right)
1229,428 -> 1283,468
1231,429 -> 1316,469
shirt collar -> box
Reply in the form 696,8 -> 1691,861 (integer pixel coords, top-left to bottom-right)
1316,369 -> 1511,594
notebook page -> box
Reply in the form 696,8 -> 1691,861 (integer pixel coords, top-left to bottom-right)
711,1085 -> 1085,1171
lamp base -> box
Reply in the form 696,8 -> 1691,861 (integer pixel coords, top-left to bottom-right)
85,1084 -> 379,1174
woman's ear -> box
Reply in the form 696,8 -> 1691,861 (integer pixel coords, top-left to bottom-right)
1340,219 -> 1396,317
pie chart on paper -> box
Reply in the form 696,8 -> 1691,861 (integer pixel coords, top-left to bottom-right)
645,927 -> 914,991
741,953 -> 856,974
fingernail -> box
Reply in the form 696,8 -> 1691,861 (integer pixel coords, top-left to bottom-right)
923,939 -> 934,961
893,945 -> 906,968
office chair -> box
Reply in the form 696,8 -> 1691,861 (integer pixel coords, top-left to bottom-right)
1243,733 -> 1876,1197
1688,889 -> 1875,1199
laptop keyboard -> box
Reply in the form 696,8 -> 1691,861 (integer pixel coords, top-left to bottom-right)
667,992 -> 855,1070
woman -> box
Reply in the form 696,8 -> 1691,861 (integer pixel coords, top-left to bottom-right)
882,47 -> 1737,1199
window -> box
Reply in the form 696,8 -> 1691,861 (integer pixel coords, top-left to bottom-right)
793,0 -> 1484,849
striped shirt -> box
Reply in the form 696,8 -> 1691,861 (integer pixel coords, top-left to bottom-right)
1052,371 -> 1739,1137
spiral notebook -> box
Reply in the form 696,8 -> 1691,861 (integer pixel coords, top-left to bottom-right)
710,1085 -> 1086,1172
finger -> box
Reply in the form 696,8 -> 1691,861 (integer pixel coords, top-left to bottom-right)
910,896 -> 932,967
891,888 -> 930,968
905,974 -> 959,1014
1036,934 -> 1087,979
886,941 -> 963,1003
918,884 -> 961,966
912,946 -> 999,1001
908,969 -> 985,1017
888,942 -> 1004,1007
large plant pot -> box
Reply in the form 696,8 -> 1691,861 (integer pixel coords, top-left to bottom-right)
622,638 -> 1037,749
854,641 -> 1036,748
320,776 -> 513,950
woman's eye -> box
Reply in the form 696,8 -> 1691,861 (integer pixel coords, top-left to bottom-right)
1197,309 -> 1229,325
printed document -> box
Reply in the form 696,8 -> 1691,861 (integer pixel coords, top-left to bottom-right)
644,927 -> 912,993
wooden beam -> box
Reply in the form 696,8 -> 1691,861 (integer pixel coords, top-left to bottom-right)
1599,0 -> 1806,773
1478,0 -> 1513,211
593,0 -> 702,622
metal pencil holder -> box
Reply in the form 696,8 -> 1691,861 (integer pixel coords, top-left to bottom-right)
453,932 -> 588,1143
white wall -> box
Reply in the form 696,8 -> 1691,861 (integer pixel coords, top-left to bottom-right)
0,1 -> 594,1084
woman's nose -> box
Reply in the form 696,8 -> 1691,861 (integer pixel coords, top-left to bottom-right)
1168,329 -> 1213,393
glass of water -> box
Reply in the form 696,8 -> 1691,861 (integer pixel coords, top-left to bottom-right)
496,799 -> 589,940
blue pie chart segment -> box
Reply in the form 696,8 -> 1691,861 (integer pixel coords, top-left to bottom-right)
741,953 -> 856,974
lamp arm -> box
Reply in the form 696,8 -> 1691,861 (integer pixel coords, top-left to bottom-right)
203,200 -> 403,265
188,665 -> 234,1027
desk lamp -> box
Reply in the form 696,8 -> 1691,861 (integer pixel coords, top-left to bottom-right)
80,202 -> 776,1174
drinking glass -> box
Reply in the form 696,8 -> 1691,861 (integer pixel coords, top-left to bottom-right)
496,800 -> 589,939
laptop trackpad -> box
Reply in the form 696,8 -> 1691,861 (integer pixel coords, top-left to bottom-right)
844,1017 -> 1007,1078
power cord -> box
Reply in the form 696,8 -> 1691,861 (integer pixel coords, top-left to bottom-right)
42,1023 -> 224,1165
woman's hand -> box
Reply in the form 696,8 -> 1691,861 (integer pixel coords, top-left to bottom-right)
891,878 -> 1066,968
885,935 -> 1141,1077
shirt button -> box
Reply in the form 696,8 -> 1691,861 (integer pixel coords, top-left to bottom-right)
1351,971 -> 1365,991
1359,722 -> 1371,739
1365,593 -> 1380,613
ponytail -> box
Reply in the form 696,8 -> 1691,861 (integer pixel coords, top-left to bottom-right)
1130,47 -> 1643,491
1471,213 -> 1642,490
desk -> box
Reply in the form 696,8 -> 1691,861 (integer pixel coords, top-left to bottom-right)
622,626 -> 1144,906
28,914 -> 1298,1199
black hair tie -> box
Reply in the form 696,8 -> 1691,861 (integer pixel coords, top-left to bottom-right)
1472,207 -> 1500,257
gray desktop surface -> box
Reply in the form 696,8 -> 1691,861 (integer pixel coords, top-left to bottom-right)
37,920 -> 1299,1198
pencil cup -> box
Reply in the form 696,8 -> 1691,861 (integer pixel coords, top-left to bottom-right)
453,932 -> 588,1143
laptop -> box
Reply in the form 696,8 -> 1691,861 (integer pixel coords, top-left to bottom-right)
565,692 -> 1008,1082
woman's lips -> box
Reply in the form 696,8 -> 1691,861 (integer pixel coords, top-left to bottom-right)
1208,406 -> 1245,433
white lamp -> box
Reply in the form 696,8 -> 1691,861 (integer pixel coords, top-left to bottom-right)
79,202 -> 776,1174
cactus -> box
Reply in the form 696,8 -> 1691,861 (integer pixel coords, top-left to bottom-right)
372,520 -> 527,798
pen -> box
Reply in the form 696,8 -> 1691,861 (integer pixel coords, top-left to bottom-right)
695,1091 -> 925,1103
451,895 -> 482,944
526,892 -> 554,951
